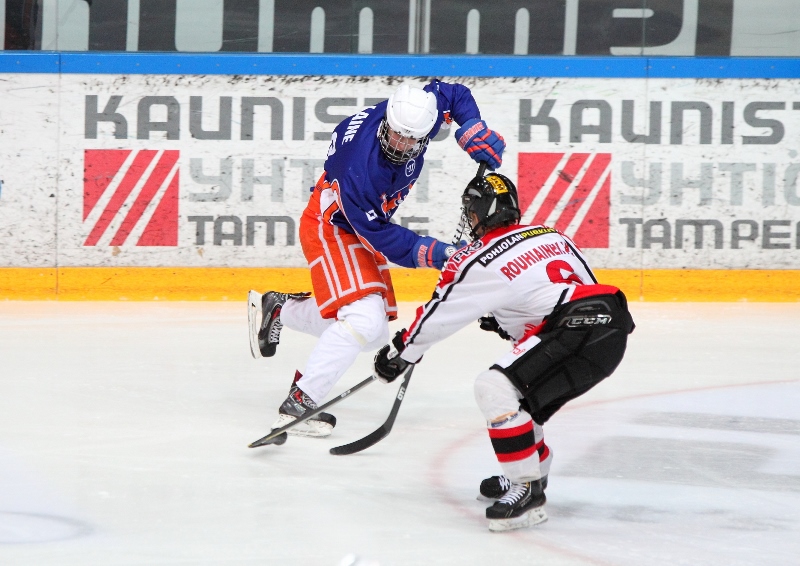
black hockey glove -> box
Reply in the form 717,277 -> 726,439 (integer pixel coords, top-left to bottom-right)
374,330 -> 411,384
478,316 -> 513,341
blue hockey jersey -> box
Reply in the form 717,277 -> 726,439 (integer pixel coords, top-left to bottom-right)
317,80 -> 481,268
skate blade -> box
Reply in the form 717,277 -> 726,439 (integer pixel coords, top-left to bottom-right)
247,290 -> 262,359
476,494 -> 496,502
488,506 -> 548,532
271,415 -> 334,438
287,424 -> 333,438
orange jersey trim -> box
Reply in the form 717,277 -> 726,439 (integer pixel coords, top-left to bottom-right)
300,173 -> 398,320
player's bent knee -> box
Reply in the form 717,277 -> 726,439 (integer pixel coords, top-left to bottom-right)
362,322 -> 390,351
474,369 -> 520,418
338,294 -> 389,349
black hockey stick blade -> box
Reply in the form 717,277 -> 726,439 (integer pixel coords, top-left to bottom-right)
329,365 -> 414,456
329,422 -> 390,456
248,375 -> 377,448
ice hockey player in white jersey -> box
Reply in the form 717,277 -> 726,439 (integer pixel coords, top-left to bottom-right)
372,172 -> 635,532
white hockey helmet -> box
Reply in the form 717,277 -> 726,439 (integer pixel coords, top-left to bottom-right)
379,84 -> 438,164
385,84 -> 438,139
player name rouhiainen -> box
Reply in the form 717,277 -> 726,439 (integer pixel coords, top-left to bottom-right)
477,227 -> 558,266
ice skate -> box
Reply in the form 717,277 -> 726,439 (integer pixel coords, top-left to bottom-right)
272,382 -> 337,438
478,474 -> 548,501
248,290 -> 310,359
486,479 -> 547,532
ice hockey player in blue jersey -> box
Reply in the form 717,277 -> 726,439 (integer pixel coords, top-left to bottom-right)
248,81 -> 506,442
319,80 -> 503,269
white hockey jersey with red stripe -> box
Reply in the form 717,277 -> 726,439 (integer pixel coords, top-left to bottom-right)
400,224 -> 601,364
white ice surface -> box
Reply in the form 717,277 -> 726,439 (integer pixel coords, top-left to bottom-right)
1,301 -> 799,565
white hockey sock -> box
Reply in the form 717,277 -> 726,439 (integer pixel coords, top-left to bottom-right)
475,369 -> 543,483
534,422 -> 553,477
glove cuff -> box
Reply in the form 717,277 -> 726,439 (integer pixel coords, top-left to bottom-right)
391,329 -> 407,354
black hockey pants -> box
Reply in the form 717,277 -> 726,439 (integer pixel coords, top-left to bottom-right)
492,291 -> 635,425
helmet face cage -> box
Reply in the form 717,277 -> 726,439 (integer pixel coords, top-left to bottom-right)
461,174 -> 521,239
378,119 -> 430,165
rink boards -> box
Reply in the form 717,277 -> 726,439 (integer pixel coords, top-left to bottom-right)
2,267 -> 800,302
0,55 -> 798,300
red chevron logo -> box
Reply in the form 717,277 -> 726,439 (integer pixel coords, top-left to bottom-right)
517,152 -> 611,248
83,150 -> 180,247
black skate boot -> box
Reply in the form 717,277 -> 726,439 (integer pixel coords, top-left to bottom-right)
479,474 -> 548,500
485,479 -> 547,532
248,290 -> 311,358
271,373 -> 337,438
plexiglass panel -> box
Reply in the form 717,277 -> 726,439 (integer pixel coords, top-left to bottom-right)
1,0 -> 796,56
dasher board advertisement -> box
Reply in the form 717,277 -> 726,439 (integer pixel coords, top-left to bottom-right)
1,74 -> 799,270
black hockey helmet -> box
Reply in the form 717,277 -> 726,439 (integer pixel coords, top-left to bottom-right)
461,173 -> 521,239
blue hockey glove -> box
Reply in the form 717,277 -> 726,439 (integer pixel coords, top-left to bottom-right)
455,118 -> 505,170
413,236 -> 458,269
374,330 -> 410,384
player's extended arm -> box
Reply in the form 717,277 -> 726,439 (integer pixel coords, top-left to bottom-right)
336,181 -> 458,269
401,266 -> 505,363
426,80 -> 505,170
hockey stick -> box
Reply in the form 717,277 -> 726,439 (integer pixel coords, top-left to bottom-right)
452,162 -> 489,245
249,375 -> 378,448
329,166 -> 485,454
329,364 -> 414,455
